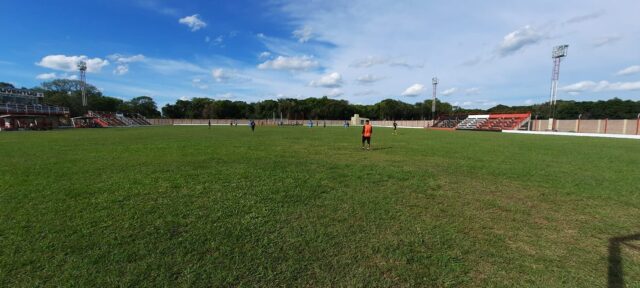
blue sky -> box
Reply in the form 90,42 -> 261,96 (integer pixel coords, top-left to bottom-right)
1,0 -> 639,108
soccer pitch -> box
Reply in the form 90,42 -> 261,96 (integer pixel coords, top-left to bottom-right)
1,126 -> 639,287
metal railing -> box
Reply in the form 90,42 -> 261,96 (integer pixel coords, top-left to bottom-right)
0,103 -> 69,115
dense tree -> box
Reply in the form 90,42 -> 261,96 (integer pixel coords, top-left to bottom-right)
119,96 -> 161,118
159,97 -> 640,120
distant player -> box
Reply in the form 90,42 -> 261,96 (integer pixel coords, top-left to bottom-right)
250,120 -> 256,132
361,120 -> 373,150
208,119 -> 211,129
393,120 -> 398,135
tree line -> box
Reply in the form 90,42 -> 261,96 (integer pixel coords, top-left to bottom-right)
161,97 -> 453,120
160,97 -> 640,120
3,80 -> 639,119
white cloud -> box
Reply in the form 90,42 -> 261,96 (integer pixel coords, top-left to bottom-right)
497,25 -> 544,57
213,35 -> 224,46
259,51 -> 271,60
604,81 -> 640,91
212,68 -> 231,82
179,14 -> 207,31
36,73 -> 57,80
37,55 -> 109,73
560,80 -> 640,93
524,99 -> 535,105
326,88 -> 343,98
350,56 -> 388,68
560,81 -> 598,93
564,10 -> 605,24
293,26 -> 313,43
109,54 -> 145,63
114,65 -> 129,75
616,65 -> 640,76
356,74 -> 383,84
349,56 -> 423,69
257,55 -> 319,71
441,88 -> 458,96
401,83 -> 425,97
309,72 -> 342,88
389,60 -> 424,69
593,35 -> 622,47
108,54 -> 145,75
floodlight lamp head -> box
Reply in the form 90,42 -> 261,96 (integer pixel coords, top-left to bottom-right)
432,77 -> 438,85
552,45 -> 569,58
77,61 -> 87,71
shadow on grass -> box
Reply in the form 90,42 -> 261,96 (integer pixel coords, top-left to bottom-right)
608,233 -> 640,288
372,146 -> 392,151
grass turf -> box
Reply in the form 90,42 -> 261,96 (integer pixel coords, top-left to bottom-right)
1,126 -> 639,287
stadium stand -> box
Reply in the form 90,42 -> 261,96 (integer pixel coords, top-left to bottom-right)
432,115 -> 468,128
456,115 -> 490,130
456,113 -> 531,131
0,87 -> 69,130
476,113 -> 531,131
83,111 -> 152,128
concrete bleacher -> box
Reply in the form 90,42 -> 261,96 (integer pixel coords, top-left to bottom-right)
432,115 -> 468,128
86,111 -> 152,127
477,113 -> 531,131
456,113 -> 531,131
456,115 -> 490,130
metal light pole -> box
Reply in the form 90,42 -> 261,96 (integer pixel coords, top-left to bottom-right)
431,77 -> 438,121
78,61 -> 88,107
548,45 -> 568,130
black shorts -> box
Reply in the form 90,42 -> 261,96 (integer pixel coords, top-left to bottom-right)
362,136 -> 371,144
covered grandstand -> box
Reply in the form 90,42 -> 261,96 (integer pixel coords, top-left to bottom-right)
0,87 -> 70,131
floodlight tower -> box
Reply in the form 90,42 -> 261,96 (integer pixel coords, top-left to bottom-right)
548,44 -> 568,129
78,61 -> 88,107
431,77 -> 438,121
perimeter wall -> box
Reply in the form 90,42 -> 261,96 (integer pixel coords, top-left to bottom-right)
148,118 -> 640,135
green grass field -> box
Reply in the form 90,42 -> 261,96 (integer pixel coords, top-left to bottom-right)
1,126 -> 639,287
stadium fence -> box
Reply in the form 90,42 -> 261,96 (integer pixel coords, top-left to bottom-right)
147,118 -> 640,135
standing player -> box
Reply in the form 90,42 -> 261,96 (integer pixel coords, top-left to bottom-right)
361,120 -> 373,150
393,120 -> 398,135
208,119 -> 211,129
250,120 -> 256,132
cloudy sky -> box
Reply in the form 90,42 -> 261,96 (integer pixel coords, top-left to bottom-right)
0,0 -> 639,108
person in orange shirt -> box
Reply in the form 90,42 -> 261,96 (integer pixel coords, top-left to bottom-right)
361,120 -> 373,150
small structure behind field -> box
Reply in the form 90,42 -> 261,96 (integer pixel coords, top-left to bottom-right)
350,114 -> 369,126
